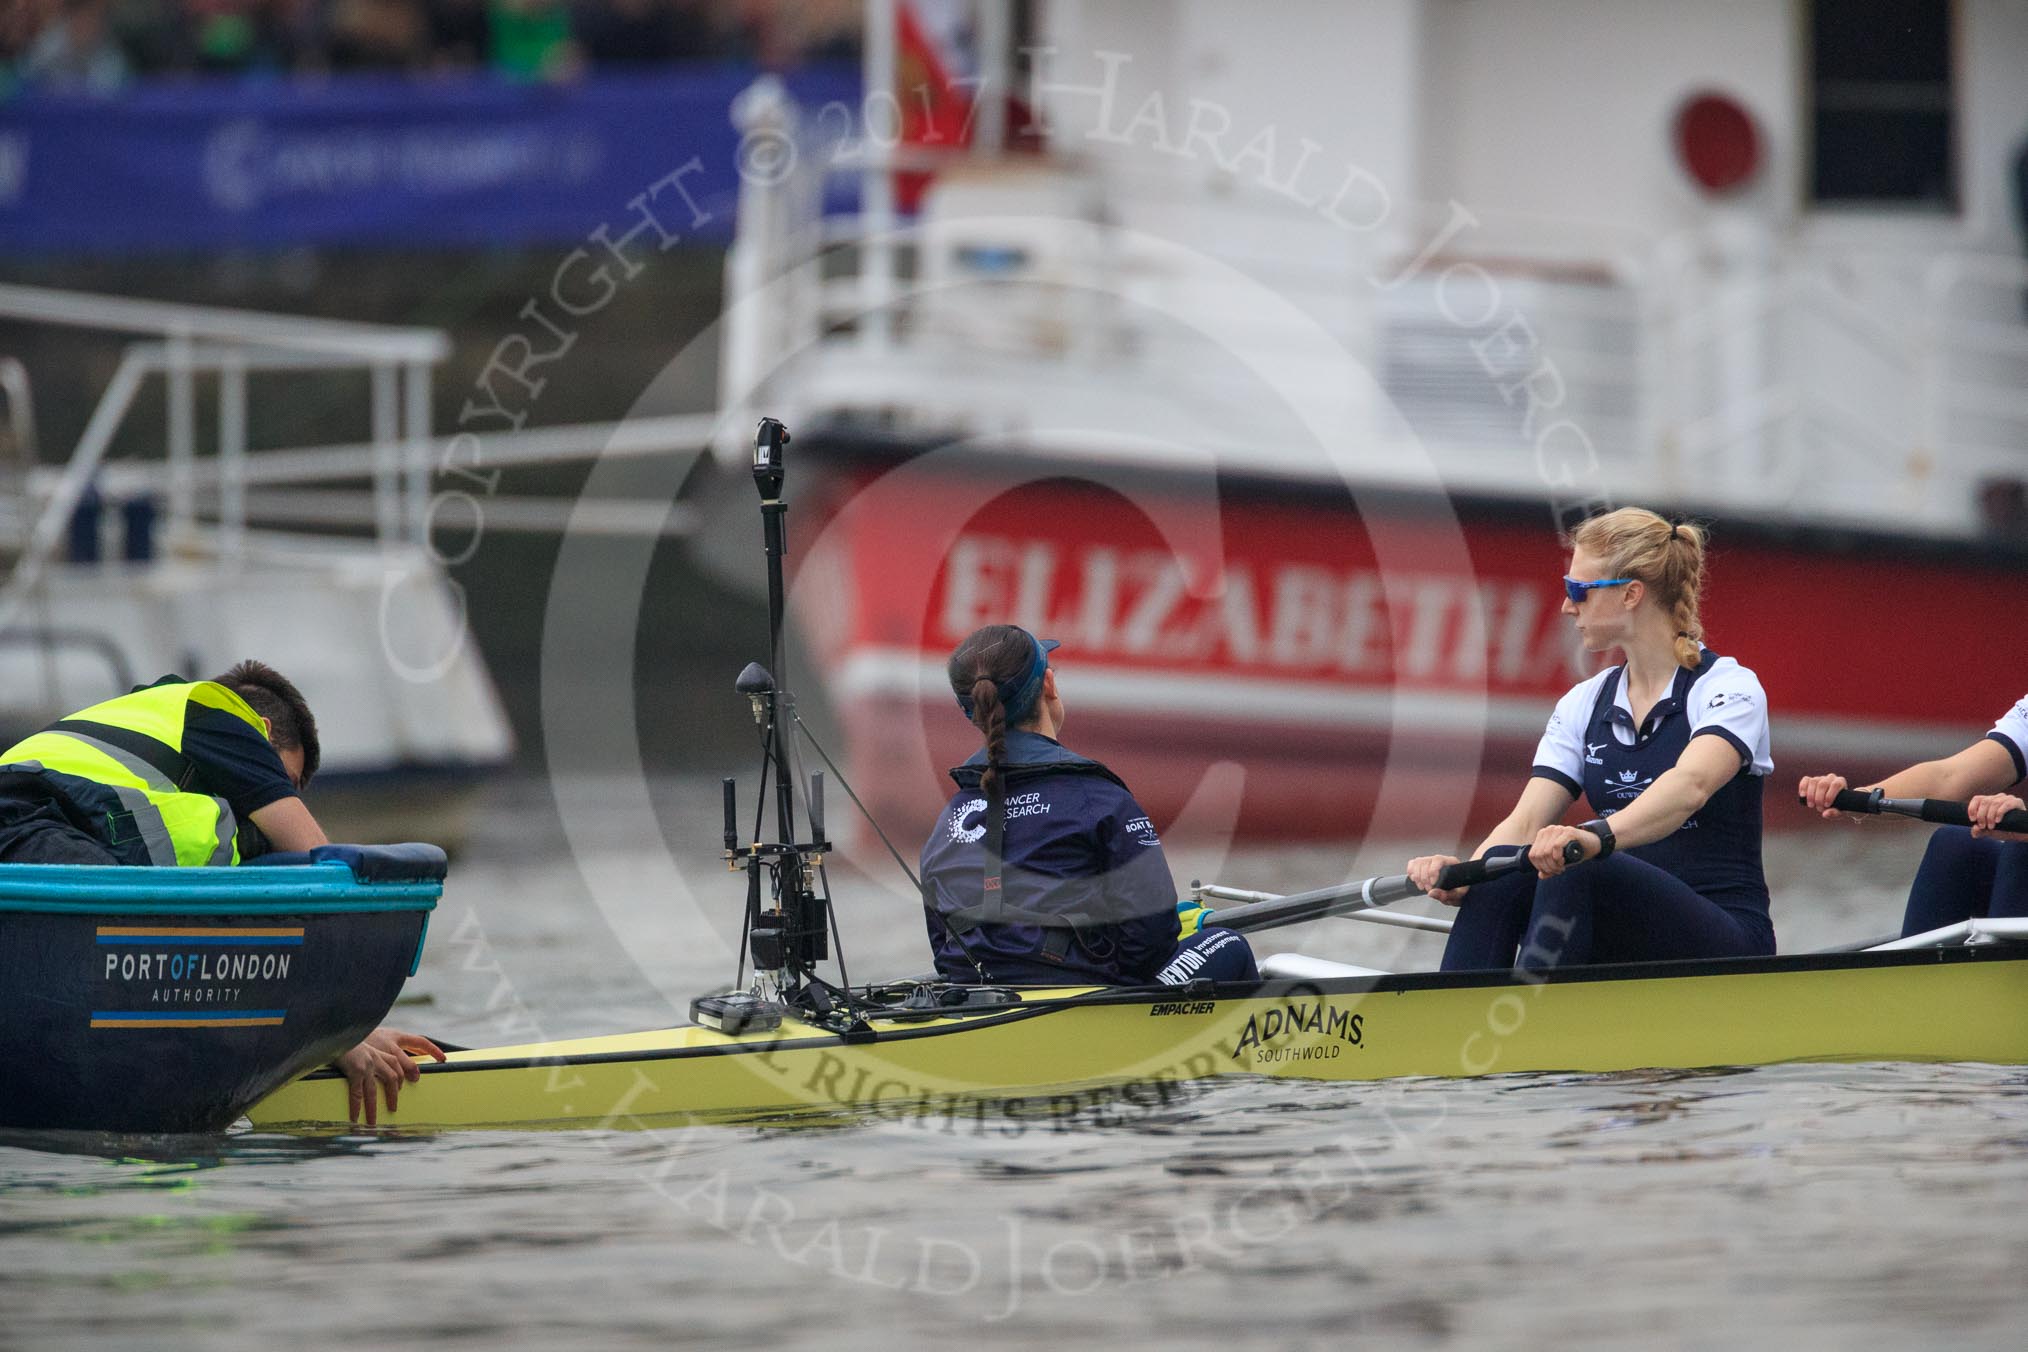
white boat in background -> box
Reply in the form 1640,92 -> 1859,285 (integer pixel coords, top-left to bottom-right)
702,0 -> 2028,841
0,285 -> 513,849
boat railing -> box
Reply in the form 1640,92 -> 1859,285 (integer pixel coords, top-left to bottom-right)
0,624 -> 136,725
1920,252 -> 2028,515
1,289 -> 723,602
718,81 -> 2028,542
0,282 -> 452,635
0,356 -> 34,552
1866,916 -> 2028,951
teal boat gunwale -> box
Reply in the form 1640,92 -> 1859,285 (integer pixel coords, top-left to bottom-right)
0,861 -> 442,909
0,893 -> 440,912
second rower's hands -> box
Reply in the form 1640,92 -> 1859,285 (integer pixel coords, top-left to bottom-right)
1408,854 -> 1467,906
1969,794 -> 2028,841
1798,773 -> 1860,819
1529,825 -> 1599,878
335,1027 -> 446,1126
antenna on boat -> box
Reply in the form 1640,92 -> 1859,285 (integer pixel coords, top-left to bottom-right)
693,418 -> 841,1036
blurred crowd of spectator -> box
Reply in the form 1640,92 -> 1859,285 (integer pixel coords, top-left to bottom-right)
1,0 -> 861,93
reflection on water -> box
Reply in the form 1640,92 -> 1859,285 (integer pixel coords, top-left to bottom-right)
3,779 -> 2025,1350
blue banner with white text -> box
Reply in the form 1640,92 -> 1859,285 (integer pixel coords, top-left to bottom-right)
0,67 -> 858,254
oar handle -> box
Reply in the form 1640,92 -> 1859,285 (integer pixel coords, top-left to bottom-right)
1433,840 -> 1585,891
1830,787 -> 2028,833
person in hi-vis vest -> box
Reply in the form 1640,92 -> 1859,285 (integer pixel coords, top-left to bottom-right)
0,659 -> 443,1124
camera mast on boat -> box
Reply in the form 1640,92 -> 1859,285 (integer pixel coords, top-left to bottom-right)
693,418 -> 869,1037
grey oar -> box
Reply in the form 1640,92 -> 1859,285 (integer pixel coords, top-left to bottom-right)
1196,881 -> 1455,935
1195,850 -> 1552,935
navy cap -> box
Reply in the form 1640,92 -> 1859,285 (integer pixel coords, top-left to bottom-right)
955,629 -> 1059,724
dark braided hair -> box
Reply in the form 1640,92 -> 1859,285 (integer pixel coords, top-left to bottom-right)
947,624 -> 1039,801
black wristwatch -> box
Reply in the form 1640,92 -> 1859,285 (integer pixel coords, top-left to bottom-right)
1580,817 -> 1616,859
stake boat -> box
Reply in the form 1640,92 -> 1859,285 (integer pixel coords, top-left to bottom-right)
5,844 -> 443,1133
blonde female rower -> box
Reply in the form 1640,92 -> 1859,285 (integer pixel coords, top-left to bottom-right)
1407,509 -> 1776,970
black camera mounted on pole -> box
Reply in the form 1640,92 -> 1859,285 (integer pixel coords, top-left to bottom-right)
692,417 -> 859,1038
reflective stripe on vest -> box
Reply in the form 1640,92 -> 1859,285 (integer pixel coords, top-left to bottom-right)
0,681 -> 265,867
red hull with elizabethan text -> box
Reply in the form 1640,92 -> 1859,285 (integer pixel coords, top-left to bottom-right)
777,453 -> 2026,843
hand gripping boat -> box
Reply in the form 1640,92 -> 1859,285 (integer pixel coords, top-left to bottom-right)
4,843 -> 443,1133
248,421 -> 2028,1132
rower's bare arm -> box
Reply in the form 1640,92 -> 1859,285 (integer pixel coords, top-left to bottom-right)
1478,777 -> 1579,857
1411,778 -> 1575,904
1802,741 -> 2018,819
1877,740 -> 2018,801
249,796 -> 330,853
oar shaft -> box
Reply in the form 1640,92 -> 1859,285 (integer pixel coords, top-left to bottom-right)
1207,873 -> 1425,934
1830,788 -> 2028,834
1204,844 -> 1577,936
1196,883 -> 1455,935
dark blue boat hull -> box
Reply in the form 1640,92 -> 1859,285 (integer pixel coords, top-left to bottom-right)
3,848 -> 441,1132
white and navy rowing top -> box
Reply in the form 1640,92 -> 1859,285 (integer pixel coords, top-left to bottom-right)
1988,694 -> 2028,786
1532,650 -> 1772,914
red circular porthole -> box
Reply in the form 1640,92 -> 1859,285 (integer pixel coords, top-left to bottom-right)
1674,92 -> 1762,195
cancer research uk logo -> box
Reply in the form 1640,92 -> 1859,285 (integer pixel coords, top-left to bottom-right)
949,798 -> 989,844
947,792 -> 1057,844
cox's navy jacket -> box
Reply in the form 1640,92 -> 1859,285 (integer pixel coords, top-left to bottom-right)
919,730 -> 1180,984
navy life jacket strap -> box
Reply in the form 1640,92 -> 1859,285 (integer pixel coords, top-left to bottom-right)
983,770 -> 1006,903
943,902 -> 1104,936
958,771 -> 1078,960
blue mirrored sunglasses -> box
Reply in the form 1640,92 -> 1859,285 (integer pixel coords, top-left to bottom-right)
1563,576 -> 1633,605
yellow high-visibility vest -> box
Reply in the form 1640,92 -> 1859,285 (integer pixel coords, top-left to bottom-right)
0,681 -> 273,866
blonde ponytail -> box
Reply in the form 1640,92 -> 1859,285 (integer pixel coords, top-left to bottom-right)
1569,509 -> 1708,669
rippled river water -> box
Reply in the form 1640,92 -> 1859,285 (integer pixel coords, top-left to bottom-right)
4,777 -> 2025,1350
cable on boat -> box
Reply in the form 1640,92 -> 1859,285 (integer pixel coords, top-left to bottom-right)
728,712 -> 777,995
792,709 -> 921,891
787,722 -> 874,1032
